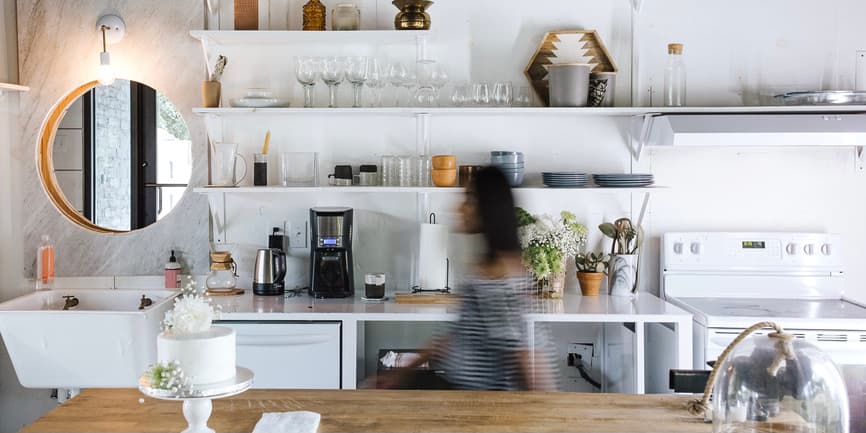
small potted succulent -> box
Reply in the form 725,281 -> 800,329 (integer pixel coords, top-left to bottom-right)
599,217 -> 642,296
574,252 -> 608,296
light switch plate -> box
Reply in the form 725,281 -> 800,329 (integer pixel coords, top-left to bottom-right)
290,219 -> 308,249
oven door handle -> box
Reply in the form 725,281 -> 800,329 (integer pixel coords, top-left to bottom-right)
236,334 -> 334,347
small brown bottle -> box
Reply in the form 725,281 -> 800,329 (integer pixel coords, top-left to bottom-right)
303,0 -> 327,31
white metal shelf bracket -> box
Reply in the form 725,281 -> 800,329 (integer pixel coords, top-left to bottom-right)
207,192 -> 227,244
629,113 -> 657,161
857,146 -> 865,172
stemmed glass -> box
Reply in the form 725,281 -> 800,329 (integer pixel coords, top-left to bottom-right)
295,56 -> 321,108
346,57 -> 369,108
430,63 -> 449,105
321,57 -> 346,108
388,62 -> 408,106
365,58 -> 386,107
413,60 -> 437,107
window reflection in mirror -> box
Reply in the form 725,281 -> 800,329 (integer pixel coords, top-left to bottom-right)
52,80 -> 191,231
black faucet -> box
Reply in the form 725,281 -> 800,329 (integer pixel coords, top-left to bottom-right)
138,295 -> 153,310
62,296 -> 79,310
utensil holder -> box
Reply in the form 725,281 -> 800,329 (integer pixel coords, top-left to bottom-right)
202,81 -> 221,108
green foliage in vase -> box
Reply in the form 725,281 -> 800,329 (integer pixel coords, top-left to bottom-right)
516,207 -> 587,280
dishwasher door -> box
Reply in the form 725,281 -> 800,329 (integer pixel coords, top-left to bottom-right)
220,321 -> 341,389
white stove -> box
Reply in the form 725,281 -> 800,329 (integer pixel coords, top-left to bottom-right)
660,232 -> 866,369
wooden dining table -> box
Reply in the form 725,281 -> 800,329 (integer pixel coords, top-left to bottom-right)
20,389 -> 716,433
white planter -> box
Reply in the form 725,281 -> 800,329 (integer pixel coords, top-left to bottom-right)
609,254 -> 638,296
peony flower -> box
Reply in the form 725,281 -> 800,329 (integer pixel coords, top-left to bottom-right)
162,292 -> 220,335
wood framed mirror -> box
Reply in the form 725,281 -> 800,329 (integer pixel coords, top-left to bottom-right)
38,80 -> 192,233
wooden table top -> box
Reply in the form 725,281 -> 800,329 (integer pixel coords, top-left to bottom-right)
22,389 -> 713,433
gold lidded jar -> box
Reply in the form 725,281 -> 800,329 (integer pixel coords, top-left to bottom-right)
392,0 -> 433,30
206,251 -> 238,291
332,3 -> 360,31
302,0 -> 327,31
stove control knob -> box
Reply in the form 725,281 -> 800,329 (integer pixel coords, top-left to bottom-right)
690,242 -> 702,255
804,244 -> 815,255
673,242 -> 684,255
821,244 -> 832,256
785,243 -> 797,255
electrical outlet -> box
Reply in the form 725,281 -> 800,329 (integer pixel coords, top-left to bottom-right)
289,220 -> 308,249
567,343 -> 594,368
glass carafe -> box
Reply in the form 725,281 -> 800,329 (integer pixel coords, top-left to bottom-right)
206,251 -> 238,290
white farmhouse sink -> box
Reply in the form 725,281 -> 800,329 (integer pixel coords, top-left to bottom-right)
0,289 -> 178,388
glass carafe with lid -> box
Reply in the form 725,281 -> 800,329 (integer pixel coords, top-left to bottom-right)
205,251 -> 238,291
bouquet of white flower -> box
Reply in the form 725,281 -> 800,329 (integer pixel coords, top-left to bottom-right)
516,208 -> 588,281
162,283 -> 221,334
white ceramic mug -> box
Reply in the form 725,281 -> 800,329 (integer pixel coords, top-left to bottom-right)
212,142 -> 247,186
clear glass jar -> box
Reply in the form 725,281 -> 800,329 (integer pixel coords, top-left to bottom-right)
205,251 -> 238,290
331,3 -> 360,30
664,43 -> 686,107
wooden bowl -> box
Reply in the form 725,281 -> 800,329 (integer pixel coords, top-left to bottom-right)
432,155 -> 457,170
432,169 -> 457,187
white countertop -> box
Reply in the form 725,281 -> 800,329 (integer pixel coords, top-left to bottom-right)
212,290 -> 692,322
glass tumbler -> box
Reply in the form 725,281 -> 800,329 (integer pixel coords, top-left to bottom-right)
381,155 -> 399,186
398,156 -> 415,187
414,155 -> 432,187
473,82 -> 491,106
493,81 -> 513,107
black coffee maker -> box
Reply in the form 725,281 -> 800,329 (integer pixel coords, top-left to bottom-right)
310,207 -> 354,298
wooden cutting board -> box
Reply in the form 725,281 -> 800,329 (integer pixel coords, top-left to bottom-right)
395,292 -> 460,304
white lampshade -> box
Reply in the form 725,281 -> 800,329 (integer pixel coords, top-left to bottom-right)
98,51 -> 115,86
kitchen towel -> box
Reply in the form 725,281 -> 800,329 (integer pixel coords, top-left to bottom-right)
251,410 -> 321,433
418,223 -> 448,290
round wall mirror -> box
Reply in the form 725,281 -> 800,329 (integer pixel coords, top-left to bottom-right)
40,80 -> 192,232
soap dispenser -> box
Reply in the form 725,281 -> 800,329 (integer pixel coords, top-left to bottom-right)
35,235 -> 54,291
164,250 -> 182,289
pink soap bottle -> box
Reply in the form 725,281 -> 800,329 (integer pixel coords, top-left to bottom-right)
164,250 -> 181,289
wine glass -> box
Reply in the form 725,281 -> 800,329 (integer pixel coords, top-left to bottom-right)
321,57 -> 346,108
365,58 -> 386,107
413,60 -> 436,107
430,63 -> 449,105
346,57 -> 369,108
387,62 -> 408,106
295,56 -> 320,108
401,68 -> 417,107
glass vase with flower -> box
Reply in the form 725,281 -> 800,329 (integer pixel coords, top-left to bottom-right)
516,208 -> 587,299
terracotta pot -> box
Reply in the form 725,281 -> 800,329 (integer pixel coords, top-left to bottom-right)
576,272 -> 604,296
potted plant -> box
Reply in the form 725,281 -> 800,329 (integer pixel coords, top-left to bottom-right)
599,218 -> 642,296
574,252 -> 608,296
516,208 -> 587,298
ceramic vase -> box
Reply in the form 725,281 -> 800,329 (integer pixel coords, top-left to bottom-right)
609,254 -> 637,296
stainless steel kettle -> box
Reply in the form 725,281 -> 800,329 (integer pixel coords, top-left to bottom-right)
253,248 -> 286,296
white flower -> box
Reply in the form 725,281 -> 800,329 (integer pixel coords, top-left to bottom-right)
162,293 -> 220,335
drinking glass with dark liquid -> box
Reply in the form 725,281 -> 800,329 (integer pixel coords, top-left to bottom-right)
254,153 -> 268,186
364,273 -> 386,300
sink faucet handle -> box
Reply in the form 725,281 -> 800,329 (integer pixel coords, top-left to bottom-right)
138,295 -> 153,310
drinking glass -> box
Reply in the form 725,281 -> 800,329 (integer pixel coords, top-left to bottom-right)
346,56 -> 369,108
430,63 -> 449,104
493,81 -> 513,107
451,82 -> 470,107
402,69 -> 417,107
388,62 -> 408,106
414,155 -> 432,187
321,57 -> 346,108
514,86 -> 533,107
381,155 -> 398,186
212,142 -> 247,186
473,82 -> 491,106
365,58 -> 386,107
295,56 -> 320,108
398,155 -> 414,187
280,152 -> 318,186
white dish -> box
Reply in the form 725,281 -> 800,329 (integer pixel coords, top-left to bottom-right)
230,98 -> 290,108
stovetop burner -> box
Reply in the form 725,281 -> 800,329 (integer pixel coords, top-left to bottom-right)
676,298 -> 866,320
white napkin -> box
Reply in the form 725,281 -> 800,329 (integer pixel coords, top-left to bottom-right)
251,411 -> 321,433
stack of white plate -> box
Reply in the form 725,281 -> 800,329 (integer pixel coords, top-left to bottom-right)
542,172 -> 589,188
593,174 -> 654,188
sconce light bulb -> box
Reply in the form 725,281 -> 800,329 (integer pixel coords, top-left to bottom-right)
98,51 -> 115,86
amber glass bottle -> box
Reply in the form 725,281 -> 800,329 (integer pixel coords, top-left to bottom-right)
303,0 -> 327,30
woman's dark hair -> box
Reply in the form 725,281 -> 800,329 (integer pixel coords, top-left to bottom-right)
469,166 -> 522,261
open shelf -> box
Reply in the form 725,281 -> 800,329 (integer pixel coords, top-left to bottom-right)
190,29 -> 431,46
0,82 -> 30,93
192,105 -> 866,118
194,186 -> 667,194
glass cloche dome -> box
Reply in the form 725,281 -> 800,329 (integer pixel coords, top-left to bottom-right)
711,332 -> 850,433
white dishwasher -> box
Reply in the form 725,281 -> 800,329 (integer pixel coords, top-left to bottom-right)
219,321 -> 342,389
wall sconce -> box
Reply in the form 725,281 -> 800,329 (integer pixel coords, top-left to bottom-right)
95,14 -> 126,86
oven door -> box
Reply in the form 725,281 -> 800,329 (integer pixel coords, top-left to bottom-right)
707,327 -> 866,366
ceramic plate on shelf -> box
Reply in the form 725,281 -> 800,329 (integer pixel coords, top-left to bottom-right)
230,98 -> 290,108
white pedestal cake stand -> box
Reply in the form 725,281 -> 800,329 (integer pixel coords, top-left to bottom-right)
139,367 -> 254,433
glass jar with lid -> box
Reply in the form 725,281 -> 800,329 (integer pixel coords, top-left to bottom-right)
332,3 -> 360,30
205,251 -> 238,291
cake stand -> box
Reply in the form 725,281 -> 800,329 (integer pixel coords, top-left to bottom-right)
139,367 -> 254,433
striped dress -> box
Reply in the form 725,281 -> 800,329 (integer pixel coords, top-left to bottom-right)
436,275 -> 529,390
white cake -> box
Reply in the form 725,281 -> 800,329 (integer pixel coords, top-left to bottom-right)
157,326 -> 236,386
